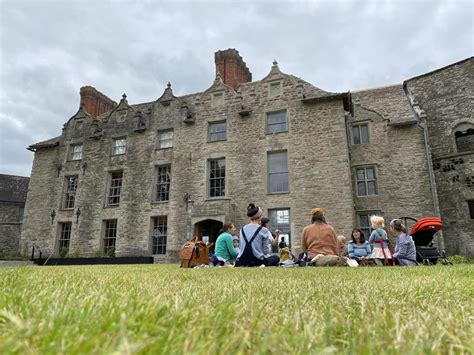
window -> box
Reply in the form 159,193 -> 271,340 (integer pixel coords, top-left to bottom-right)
151,216 -> 167,254
208,121 -> 227,142
209,158 -> 225,197
157,129 -> 173,149
69,144 -> 83,161
268,208 -> 291,247
112,138 -> 126,155
103,220 -> 117,256
155,166 -> 171,202
356,167 -> 376,196
454,123 -> 474,153
18,207 -> 25,223
352,123 -> 369,144
357,212 -> 381,239
468,200 -> 474,219
107,171 -> 123,206
212,93 -> 224,107
63,176 -> 78,209
58,222 -> 72,255
269,82 -> 282,97
267,111 -> 288,134
268,151 -> 289,193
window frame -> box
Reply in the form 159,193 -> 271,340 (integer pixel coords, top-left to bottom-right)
208,120 -> 227,142
69,143 -> 83,161
154,165 -> 171,202
111,137 -> 127,156
106,171 -> 123,207
266,110 -> 288,134
208,158 -> 226,198
151,216 -> 167,255
57,222 -> 72,255
355,166 -> 377,196
352,123 -> 369,145
357,211 -> 382,239
268,208 -> 291,248
63,175 -> 78,210
157,129 -> 174,149
103,219 -> 117,256
267,150 -> 289,194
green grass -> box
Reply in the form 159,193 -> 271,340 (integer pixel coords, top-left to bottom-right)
0,265 -> 473,354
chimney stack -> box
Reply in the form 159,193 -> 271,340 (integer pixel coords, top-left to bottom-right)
80,86 -> 117,117
214,49 -> 252,90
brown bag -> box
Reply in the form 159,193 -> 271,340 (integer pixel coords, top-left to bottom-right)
179,236 -> 213,268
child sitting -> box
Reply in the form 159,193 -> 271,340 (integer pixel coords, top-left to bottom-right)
368,215 -> 393,265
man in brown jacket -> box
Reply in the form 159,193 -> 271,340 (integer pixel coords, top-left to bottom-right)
301,208 -> 340,259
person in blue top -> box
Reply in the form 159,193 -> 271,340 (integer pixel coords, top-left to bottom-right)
390,219 -> 417,266
347,228 -> 372,262
214,223 -> 238,264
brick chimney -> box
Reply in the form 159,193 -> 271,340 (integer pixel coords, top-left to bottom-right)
80,86 -> 117,117
214,49 -> 252,90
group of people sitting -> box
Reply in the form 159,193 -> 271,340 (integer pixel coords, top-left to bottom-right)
214,203 -> 418,267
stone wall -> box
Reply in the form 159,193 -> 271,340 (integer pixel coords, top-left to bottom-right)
405,58 -> 474,256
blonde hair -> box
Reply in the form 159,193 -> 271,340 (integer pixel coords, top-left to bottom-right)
370,215 -> 385,229
337,235 -> 346,244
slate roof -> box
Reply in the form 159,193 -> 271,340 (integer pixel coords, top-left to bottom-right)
0,174 -> 30,203
28,136 -> 61,151
351,84 -> 416,124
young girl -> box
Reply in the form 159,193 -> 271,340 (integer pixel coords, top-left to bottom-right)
368,216 -> 393,265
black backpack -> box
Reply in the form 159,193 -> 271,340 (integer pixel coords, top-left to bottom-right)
235,226 -> 264,267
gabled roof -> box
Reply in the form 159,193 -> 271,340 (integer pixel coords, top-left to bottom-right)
28,136 -> 61,151
0,174 -> 30,203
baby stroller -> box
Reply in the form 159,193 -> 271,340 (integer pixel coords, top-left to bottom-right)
400,217 -> 450,265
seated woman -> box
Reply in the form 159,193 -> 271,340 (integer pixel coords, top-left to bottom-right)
389,219 -> 417,266
347,228 -> 372,262
214,223 -> 238,265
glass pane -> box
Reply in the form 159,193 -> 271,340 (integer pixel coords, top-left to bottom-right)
357,182 -> 366,196
353,126 -> 361,144
356,169 -> 365,181
268,152 -> 288,173
359,215 -> 369,228
367,181 -> 376,195
366,168 -> 374,180
361,125 -> 369,144
269,172 -> 288,192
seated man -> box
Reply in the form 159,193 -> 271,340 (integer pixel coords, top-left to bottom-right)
214,223 -> 238,264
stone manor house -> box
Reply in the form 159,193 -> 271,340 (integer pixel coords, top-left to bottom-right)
20,50 -> 473,260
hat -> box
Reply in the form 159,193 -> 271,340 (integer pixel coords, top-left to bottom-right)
310,208 -> 325,218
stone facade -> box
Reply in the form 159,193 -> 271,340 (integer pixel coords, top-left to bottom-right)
20,50 -> 473,260
405,58 -> 474,255
0,174 -> 29,254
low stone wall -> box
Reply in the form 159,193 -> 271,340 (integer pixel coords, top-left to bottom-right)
0,223 -> 21,254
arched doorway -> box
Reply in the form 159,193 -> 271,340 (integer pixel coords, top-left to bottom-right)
194,219 -> 223,251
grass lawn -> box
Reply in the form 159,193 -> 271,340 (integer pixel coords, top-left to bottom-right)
0,264 -> 473,354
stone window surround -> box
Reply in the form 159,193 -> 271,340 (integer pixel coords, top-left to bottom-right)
151,216 -> 167,255
102,219 -> 118,256
211,92 -> 225,107
267,150 -> 289,194
208,120 -> 227,142
111,136 -> 127,156
157,129 -> 174,149
266,109 -> 288,134
153,165 -> 171,203
68,143 -> 83,161
351,122 -> 370,145
208,157 -> 226,199
105,170 -> 124,207
62,175 -> 78,210
354,165 -> 378,197
57,222 -> 72,255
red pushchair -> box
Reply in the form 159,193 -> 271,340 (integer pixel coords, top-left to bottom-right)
400,217 -> 450,265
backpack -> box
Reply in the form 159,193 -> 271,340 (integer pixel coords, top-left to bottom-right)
179,236 -> 213,268
235,226 -> 263,267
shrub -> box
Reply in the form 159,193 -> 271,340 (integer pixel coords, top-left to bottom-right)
448,255 -> 474,264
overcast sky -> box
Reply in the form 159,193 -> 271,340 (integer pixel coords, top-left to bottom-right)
0,0 -> 472,177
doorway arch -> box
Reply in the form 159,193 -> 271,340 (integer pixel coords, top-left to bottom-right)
194,219 -> 223,250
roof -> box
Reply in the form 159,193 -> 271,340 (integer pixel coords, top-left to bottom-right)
0,174 -> 30,203
28,136 -> 61,151
405,57 -> 473,83
351,84 -> 416,124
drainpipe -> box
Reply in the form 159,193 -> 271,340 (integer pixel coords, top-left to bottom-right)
403,82 -> 445,251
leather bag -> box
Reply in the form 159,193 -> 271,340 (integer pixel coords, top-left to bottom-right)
179,236 -> 213,268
